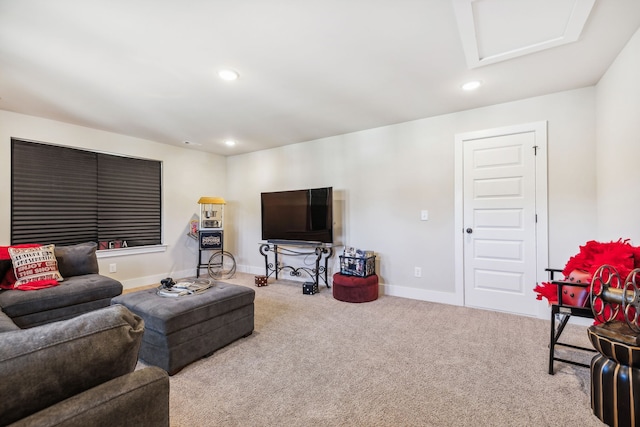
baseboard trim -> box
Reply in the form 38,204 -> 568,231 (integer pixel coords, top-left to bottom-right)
239,263 -> 462,306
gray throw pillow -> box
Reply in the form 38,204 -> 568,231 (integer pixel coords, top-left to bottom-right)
0,304 -> 144,424
55,242 -> 99,277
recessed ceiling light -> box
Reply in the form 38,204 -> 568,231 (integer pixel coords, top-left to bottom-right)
462,80 -> 482,91
224,140 -> 236,147
218,69 -> 239,81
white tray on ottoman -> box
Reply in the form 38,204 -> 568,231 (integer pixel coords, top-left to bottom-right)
112,282 -> 254,375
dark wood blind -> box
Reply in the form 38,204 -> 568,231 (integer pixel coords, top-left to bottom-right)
11,139 -> 161,248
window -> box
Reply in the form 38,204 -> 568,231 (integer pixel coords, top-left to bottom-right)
11,139 -> 162,248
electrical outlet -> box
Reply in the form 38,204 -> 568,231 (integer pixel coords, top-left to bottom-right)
414,267 -> 422,277
109,263 -> 117,273
421,210 -> 429,221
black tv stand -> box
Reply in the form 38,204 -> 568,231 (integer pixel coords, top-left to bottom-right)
259,242 -> 334,288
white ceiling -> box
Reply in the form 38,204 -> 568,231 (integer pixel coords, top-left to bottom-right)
0,0 -> 638,156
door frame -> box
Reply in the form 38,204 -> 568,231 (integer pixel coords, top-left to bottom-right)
453,121 -> 549,317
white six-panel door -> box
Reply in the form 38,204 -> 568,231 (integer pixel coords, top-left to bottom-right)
455,122 -> 548,317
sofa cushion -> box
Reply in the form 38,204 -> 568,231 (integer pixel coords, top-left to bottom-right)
10,367 -> 170,427
55,242 -> 99,278
0,274 -> 123,323
0,304 -> 144,425
7,244 -> 62,289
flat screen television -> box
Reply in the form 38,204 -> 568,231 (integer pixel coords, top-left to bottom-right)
261,187 -> 333,244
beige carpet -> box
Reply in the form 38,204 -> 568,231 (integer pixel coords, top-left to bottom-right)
156,273 -> 603,426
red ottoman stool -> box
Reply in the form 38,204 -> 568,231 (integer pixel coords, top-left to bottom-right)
332,273 -> 378,303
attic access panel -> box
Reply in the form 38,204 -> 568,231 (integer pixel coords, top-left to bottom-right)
453,0 -> 595,68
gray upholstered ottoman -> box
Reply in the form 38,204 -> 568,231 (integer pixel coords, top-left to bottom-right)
111,282 -> 254,375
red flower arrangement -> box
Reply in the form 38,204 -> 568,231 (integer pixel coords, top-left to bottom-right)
534,239 -> 640,324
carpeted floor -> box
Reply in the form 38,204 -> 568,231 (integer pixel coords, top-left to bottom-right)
149,273 -> 603,426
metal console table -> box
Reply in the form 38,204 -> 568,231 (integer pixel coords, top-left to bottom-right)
259,242 -> 334,287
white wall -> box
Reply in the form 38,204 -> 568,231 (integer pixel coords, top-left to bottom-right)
9,37 -> 635,305
0,110 -> 227,288
596,28 -> 640,243
227,87 -> 597,303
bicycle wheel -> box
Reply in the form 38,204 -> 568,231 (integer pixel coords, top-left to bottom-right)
207,250 -> 236,279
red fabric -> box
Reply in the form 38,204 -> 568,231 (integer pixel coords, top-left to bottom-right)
332,273 -> 379,303
0,244 -> 41,260
534,239 -> 640,324
533,281 -> 558,303
11,279 -> 59,291
0,244 -> 61,291
562,239 -> 639,280
0,269 -> 17,290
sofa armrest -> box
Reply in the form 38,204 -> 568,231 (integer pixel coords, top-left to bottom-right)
9,366 -> 169,427
0,305 -> 144,424
0,309 -> 19,332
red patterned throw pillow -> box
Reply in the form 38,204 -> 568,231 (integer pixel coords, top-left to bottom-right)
6,244 -> 63,290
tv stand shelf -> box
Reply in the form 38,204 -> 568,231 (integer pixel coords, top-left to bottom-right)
259,242 -> 334,288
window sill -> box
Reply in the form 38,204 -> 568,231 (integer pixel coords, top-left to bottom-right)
96,244 -> 167,258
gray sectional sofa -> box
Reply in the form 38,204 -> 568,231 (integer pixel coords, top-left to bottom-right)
0,242 -> 169,426
0,242 -> 122,328
0,304 -> 169,426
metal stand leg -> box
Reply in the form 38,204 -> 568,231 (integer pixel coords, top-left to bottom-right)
548,304 -> 596,374
549,306 -> 571,374
548,306 -> 557,374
